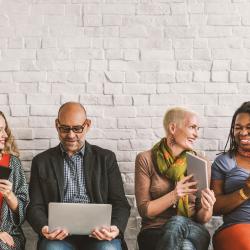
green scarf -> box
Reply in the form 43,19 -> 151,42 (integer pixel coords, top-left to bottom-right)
152,138 -> 190,217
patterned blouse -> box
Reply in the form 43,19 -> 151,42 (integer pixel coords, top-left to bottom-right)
0,155 -> 29,250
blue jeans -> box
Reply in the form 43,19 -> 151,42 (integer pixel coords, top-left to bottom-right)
38,236 -> 122,250
138,216 -> 210,250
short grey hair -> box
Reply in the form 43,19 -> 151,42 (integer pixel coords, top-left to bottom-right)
163,107 -> 197,132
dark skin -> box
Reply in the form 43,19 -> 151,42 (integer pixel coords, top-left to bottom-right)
211,112 -> 250,215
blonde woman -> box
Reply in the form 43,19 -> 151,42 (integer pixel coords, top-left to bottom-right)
0,111 -> 29,250
135,107 -> 216,250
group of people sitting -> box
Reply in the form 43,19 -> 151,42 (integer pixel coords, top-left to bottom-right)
0,101 -> 249,250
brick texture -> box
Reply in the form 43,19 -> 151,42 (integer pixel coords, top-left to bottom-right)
0,0 -> 249,249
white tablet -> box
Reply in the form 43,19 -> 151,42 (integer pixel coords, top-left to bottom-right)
48,203 -> 112,235
186,152 -> 209,197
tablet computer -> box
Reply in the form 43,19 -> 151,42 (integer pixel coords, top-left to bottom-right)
0,166 -> 11,180
48,203 -> 112,235
186,152 -> 208,197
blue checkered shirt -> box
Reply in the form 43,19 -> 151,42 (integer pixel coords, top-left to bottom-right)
60,144 -> 90,203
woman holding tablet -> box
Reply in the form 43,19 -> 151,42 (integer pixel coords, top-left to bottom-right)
0,111 -> 29,250
211,101 -> 250,250
135,107 -> 216,250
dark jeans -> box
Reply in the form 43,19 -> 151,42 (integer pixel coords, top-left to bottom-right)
138,216 -> 210,250
38,235 -> 122,250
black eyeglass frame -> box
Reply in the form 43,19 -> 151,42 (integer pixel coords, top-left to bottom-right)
56,119 -> 89,134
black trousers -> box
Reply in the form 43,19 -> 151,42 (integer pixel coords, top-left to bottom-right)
137,228 -> 162,250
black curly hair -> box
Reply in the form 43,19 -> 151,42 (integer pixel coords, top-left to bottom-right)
224,101 -> 250,157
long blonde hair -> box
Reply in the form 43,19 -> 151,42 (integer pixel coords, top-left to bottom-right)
0,111 -> 19,157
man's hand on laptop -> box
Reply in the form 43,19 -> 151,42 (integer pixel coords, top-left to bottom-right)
41,226 -> 69,240
90,225 -> 119,241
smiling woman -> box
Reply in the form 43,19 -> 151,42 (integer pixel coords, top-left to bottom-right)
135,107 -> 216,250
0,111 -> 29,250
211,101 -> 250,250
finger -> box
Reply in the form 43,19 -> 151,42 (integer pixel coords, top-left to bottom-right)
91,231 -> 103,241
100,228 -> 113,239
179,175 -> 193,184
93,229 -> 106,240
1,233 -> 14,247
6,235 -> 15,247
0,235 -> 7,244
201,197 -> 211,210
183,181 -> 198,188
177,188 -> 197,197
109,231 -> 118,240
41,226 -> 49,235
47,229 -> 61,240
185,189 -> 198,195
0,184 -> 8,190
110,226 -> 119,238
202,188 -> 214,195
55,230 -> 69,240
201,190 -> 215,205
0,180 -> 8,184
201,194 -> 213,210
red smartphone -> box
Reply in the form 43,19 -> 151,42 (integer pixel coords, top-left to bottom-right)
0,166 -> 11,180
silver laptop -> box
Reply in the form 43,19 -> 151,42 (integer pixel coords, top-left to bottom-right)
186,152 -> 209,197
48,203 -> 112,235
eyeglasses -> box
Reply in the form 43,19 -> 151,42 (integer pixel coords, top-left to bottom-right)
57,119 -> 88,134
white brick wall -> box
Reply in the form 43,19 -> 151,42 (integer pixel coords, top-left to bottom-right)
1,0 -> 250,249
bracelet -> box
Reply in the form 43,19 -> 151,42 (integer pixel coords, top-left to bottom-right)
172,190 -> 178,208
239,188 -> 249,200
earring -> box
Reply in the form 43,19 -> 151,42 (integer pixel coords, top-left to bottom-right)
168,135 -> 176,147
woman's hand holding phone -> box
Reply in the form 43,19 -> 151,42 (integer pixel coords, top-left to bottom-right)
0,179 -> 13,198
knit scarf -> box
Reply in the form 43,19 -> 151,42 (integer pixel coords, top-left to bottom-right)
152,138 -> 190,217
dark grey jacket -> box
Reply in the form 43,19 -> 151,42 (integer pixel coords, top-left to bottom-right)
27,142 -> 130,243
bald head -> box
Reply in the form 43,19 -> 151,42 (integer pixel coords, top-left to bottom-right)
58,102 -> 86,120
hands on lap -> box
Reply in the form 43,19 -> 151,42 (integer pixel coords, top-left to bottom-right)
0,232 -> 15,248
41,226 -> 69,241
41,225 -> 119,242
90,225 -> 119,241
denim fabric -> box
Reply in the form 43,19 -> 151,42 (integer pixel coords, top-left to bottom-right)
181,239 -> 195,250
39,240 -> 76,250
156,216 -> 210,250
38,238 -> 122,250
138,216 -> 210,250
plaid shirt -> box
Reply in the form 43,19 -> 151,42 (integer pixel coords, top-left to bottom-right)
60,144 -> 90,203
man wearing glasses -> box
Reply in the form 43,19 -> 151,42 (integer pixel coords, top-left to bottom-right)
27,102 -> 130,250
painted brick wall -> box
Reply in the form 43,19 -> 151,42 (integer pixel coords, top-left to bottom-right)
0,0 -> 249,249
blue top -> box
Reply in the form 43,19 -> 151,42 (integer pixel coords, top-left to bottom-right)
212,152 -> 250,230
